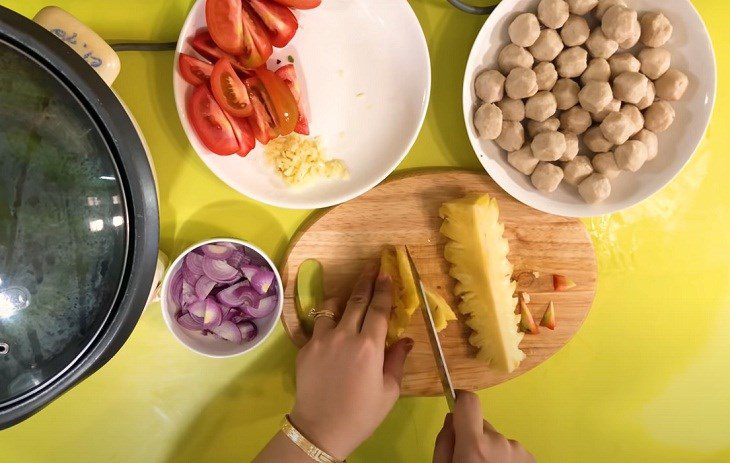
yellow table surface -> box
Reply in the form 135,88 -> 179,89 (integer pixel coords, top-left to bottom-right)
2,1 -> 729,461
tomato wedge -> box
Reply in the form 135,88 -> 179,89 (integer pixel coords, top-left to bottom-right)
275,64 -> 309,135
190,30 -> 236,62
210,58 -> 252,118
187,85 -> 240,155
178,53 -> 214,86
245,80 -> 277,144
240,4 -> 273,69
225,113 -> 257,156
254,68 -> 299,135
206,0 -> 244,55
249,0 -> 298,48
271,0 -> 321,9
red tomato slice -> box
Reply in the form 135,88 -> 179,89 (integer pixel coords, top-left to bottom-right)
271,0 -> 321,9
225,113 -> 257,156
206,0 -> 245,55
245,78 -> 278,144
187,85 -> 240,155
239,4 -> 273,69
178,53 -> 214,86
254,68 -> 299,135
190,30 -> 236,62
275,64 -> 309,135
249,0 -> 298,48
210,58 -> 253,118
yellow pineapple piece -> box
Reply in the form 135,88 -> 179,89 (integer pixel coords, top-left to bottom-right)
439,194 -> 525,373
380,246 -> 457,342
425,289 -> 458,332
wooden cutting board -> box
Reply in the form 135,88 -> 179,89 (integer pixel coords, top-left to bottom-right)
280,169 -> 597,396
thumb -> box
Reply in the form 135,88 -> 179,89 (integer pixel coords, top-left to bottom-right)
383,337 -> 414,387
433,413 -> 455,463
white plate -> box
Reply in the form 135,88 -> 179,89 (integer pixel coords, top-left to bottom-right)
174,0 -> 431,209
463,0 -> 716,217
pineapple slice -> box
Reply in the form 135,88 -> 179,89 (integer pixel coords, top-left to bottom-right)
425,289 -> 458,332
380,246 -> 456,342
439,194 -> 525,373
380,246 -> 419,342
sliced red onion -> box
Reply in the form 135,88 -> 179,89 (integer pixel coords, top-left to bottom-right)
240,264 -> 258,281
211,320 -> 243,343
245,295 -> 278,318
238,321 -> 258,342
217,281 -> 261,307
250,269 -> 275,295
181,281 -> 197,308
229,312 -> 250,324
195,275 -> 216,300
202,298 -> 223,328
182,265 -> 201,286
226,250 -> 250,268
185,252 -> 204,275
170,269 -> 184,308
188,299 -> 206,319
202,243 -> 235,260
202,257 -> 240,283
177,312 -> 202,331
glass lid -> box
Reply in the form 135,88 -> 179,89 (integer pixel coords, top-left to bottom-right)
0,40 -> 128,404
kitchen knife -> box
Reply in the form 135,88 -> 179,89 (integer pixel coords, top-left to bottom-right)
404,247 -> 457,412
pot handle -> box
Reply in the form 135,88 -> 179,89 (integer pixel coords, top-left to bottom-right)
447,0 -> 498,15
33,6 -> 120,86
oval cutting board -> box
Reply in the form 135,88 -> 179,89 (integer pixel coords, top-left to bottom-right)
281,170 -> 597,396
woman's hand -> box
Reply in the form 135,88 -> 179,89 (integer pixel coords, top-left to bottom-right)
289,261 -> 414,460
433,391 -> 535,463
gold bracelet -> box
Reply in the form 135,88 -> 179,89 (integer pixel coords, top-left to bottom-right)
281,415 -> 345,463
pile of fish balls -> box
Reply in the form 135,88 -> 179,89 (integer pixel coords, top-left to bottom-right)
473,0 -> 688,204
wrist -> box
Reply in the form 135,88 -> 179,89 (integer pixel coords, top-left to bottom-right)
289,409 -> 351,461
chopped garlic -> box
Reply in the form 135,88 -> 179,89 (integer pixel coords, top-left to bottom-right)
265,134 -> 349,186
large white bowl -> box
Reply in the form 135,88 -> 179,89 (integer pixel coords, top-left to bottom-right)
174,0 -> 431,209
463,0 -> 716,217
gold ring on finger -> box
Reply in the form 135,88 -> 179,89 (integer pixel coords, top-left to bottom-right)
312,309 -> 338,323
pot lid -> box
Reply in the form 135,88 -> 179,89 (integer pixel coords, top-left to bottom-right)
0,39 -> 127,404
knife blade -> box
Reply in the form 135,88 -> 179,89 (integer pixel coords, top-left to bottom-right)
404,246 -> 456,412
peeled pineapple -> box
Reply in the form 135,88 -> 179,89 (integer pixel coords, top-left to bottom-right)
380,245 -> 456,342
439,194 -> 525,373
425,289 -> 458,331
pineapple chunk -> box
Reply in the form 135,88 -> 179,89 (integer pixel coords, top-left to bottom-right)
380,246 -> 419,342
425,289 -> 458,332
439,194 -> 525,373
380,246 -> 457,342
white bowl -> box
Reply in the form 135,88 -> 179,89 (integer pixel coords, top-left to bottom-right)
463,0 -> 716,217
174,0 -> 431,209
160,238 -> 283,358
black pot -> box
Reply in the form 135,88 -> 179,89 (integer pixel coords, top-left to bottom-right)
0,5 -> 159,428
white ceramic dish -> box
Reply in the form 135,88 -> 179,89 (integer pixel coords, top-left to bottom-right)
174,0 -> 431,209
160,238 -> 283,358
463,0 -> 716,217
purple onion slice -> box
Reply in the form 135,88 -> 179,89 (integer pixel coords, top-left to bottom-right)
250,269 -> 275,295
181,281 -> 197,308
195,275 -> 216,300
238,321 -> 258,342
202,257 -> 240,283
202,243 -> 235,260
202,298 -> 223,328
182,265 -> 202,286
177,313 -> 202,331
245,295 -> 278,318
185,252 -> 204,275
211,320 -> 243,343
226,250 -> 250,268
188,299 -> 206,319
217,281 -> 261,307
170,269 -> 184,308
